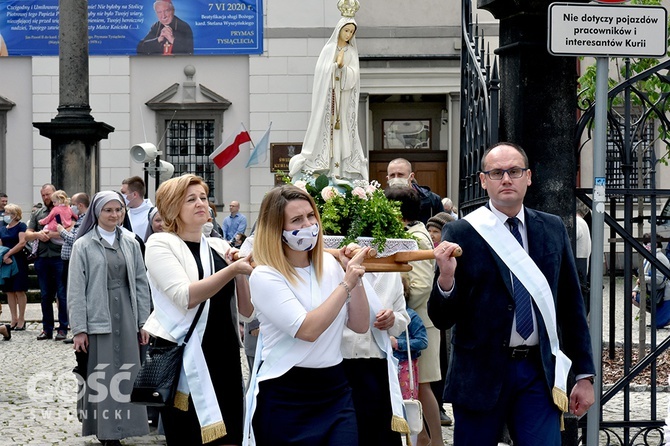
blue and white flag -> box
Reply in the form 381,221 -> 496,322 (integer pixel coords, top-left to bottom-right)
245,123 -> 272,168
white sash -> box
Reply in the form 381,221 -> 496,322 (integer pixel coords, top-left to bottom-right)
360,277 -> 410,436
464,207 -> 572,417
149,235 -> 226,443
243,265 -> 322,446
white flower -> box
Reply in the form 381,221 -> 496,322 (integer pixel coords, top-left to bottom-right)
321,186 -> 339,201
352,187 -> 367,200
365,182 -> 379,194
294,180 -> 308,191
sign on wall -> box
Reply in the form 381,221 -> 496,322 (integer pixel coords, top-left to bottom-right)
271,143 -> 301,186
548,3 -> 667,57
270,143 -> 302,173
0,0 -> 263,56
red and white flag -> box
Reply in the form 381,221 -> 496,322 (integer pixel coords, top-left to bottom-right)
209,123 -> 251,169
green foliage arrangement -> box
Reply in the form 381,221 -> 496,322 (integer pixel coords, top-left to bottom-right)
578,0 -> 670,105
288,173 -> 410,251
577,0 -> 670,162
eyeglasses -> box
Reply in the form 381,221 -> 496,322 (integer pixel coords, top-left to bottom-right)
482,167 -> 528,181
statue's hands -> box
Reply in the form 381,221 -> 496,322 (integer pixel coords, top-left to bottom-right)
337,49 -> 345,68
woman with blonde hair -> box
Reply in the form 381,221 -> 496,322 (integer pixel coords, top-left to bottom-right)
143,174 -> 253,445
245,184 -> 370,445
0,203 -> 28,329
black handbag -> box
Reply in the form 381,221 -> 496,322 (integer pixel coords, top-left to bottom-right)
131,302 -> 205,407
72,350 -> 89,379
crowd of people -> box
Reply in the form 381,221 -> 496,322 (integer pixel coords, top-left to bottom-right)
0,142 -> 607,446
0,176 -> 255,445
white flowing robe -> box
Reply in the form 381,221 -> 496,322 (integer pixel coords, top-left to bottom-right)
289,17 -> 367,180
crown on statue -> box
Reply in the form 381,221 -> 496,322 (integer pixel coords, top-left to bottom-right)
337,0 -> 360,18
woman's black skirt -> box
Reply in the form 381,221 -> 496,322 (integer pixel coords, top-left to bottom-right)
253,363 -> 358,446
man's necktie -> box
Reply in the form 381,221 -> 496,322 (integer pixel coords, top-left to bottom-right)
507,217 -> 533,340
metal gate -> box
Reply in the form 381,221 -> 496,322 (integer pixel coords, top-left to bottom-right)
460,0 -> 670,443
575,58 -> 670,445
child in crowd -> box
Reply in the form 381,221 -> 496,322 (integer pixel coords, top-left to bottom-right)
392,278 -> 428,399
38,190 -> 76,245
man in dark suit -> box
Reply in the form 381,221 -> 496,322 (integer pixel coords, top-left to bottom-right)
427,142 -> 595,445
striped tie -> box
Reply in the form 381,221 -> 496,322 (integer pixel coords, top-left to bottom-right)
507,217 -> 533,340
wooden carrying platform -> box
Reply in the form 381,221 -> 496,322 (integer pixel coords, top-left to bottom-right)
323,247 -> 461,272
234,246 -> 461,272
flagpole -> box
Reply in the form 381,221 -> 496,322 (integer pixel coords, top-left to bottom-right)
240,122 -> 256,149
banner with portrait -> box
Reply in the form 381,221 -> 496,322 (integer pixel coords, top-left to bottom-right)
0,0 -> 263,56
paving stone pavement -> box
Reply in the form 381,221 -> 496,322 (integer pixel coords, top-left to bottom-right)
0,275 -> 665,445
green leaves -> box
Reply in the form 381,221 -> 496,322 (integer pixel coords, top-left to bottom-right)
288,173 -> 410,252
314,174 -> 329,190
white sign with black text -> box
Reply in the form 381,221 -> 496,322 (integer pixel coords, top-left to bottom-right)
548,3 -> 667,57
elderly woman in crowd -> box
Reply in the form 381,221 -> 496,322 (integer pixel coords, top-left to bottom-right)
426,212 -> 454,247
143,174 -> 253,446
68,191 -> 151,446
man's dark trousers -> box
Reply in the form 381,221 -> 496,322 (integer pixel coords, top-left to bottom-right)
35,256 -> 67,334
452,353 -> 560,446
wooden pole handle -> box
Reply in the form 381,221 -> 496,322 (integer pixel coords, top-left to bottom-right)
324,247 -> 378,259
393,245 -> 462,262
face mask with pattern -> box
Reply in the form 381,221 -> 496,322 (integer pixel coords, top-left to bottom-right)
282,223 -> 320,251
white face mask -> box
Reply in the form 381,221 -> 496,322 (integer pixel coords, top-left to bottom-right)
282,223 -> 319,251
122,193 -> 131,206
202,222 -> 214,235
70,205 -> 80,216
2,215 -> 12,224
388,177 -> 410,188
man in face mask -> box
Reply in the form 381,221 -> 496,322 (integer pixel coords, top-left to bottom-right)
121,176 -> 154,238
386,158 -> 444,224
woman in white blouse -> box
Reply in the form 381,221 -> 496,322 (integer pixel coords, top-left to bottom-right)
246,185 -> 370,445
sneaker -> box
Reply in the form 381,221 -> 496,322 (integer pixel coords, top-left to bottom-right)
36,331 -> 53,340
63,338 -> 74,344
440,410 -> 453,426
55,330 -> 67,341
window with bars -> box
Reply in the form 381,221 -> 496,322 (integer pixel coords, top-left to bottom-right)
606,120 -> 655,200
165,119 -> 216,199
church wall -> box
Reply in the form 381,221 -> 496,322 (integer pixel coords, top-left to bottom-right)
0,56 -> 34,210
1,0 -> 467,229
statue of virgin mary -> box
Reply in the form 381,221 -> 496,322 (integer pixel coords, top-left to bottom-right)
288,16 -> 368,181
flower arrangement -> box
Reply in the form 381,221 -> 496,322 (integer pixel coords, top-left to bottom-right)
287,172 -> 410,251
